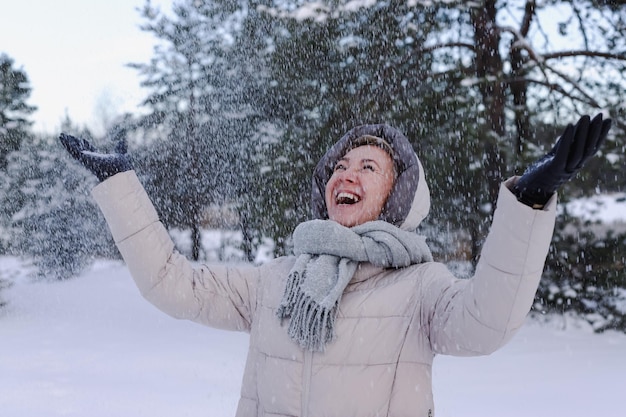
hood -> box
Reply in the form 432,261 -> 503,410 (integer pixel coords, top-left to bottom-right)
311,124 -> 430,231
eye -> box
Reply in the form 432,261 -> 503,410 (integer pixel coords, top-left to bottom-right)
334,162 -> 346,172
362,164 -> 375,172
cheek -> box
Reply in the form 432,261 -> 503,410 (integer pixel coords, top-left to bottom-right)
324,177 -> 336,207
367,177 -> 387,195
369,177 -> 394,207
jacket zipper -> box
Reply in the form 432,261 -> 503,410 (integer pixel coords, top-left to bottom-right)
301,349 -> 313,417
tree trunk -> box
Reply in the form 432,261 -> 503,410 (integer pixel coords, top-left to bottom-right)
510,1 -> 535,163
191,222 -> 201,261
240,209 -> 255,263
471,0 -> 508,262
188,58 -> 202,262
471,0 -> 506,135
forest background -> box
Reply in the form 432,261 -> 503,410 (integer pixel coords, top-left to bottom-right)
1,0 -> 625,331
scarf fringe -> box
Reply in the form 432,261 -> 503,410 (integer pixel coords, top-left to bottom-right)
277,270 -> 336,352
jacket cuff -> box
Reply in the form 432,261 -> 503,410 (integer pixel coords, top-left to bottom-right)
484,177 -> 557,275
91,170 -> 160,243
504,176 -> 557,211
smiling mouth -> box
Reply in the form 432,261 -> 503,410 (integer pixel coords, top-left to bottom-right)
336,192 -> 361,205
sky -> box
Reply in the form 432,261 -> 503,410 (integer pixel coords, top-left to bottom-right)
1,0 -> 174,136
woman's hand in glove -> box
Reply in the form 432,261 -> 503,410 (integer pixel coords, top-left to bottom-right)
59,133 -> 133,182
512,113 -> 612,208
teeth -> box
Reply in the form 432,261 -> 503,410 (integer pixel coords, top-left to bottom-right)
336,192 -> 360,204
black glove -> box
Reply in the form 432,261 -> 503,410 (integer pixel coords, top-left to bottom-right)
59,133 -> 133,182
512,113 -> 612,208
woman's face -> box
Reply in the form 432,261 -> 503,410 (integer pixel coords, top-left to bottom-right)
324,145 -> 395,227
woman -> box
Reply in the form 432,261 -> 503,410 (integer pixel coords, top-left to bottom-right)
60,114 -> 610,417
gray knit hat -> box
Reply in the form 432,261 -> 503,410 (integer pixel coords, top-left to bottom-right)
311,124 -> 430,231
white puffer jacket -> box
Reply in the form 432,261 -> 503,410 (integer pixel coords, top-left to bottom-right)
93,165 -> 555,417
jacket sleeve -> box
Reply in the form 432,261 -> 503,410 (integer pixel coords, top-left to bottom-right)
423,177 -> 556,356
91,170 -> 258,332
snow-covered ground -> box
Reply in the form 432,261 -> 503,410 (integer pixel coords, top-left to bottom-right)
565,191 -> 626,224
1,255 -> 625,417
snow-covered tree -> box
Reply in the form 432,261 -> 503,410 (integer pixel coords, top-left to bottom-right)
0,131 -> 117,280
130,0 -> 269,260
0,53 -> 36,170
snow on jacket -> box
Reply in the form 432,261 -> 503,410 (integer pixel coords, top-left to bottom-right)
92,128 -> 556,417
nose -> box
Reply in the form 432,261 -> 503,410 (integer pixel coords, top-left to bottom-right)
337,166 -> 358,183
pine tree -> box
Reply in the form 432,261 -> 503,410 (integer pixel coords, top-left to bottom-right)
0,53 -> 36,170
0,130 -> 117,280
130,0 -> 266,261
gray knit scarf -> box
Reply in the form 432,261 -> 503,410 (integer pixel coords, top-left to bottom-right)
276,219 -> 433,352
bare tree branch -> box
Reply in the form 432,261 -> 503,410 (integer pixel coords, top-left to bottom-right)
507,76 -> 599,108
542,50 -> 626,61
519,0 -> 536,37
420,42 -> 475,53
572,2 -> 591,51
501,19 -> 620,110
537,62 -> 601,107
